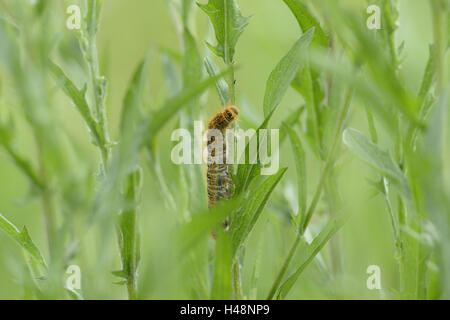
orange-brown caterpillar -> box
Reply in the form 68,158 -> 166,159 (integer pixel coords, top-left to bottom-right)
207,105 -> 239,209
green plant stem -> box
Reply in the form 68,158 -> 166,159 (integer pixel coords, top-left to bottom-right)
127,274 -> 137,300
228,66 -> 236,105
266,233 -> 302,300
224,52 -> 236,105
223,5 -> 236,105
301,89 -> 353,232
430,0 -> 447,92
325,176 -> 343,275
119,172 -> 140,300
87,42 -> 109,169
35,134 -> 57,258
266,88 -> 353,300
232,260 -> 243,299
397,195 -> 407,295
85,0 -> 110,171
146,147 -> 177,212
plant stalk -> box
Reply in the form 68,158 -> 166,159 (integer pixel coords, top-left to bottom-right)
266,88 -> 353,299
430,0 -> 447,92
266,233 -> 302,300
233,260 -> 243,299
223,0 -> 236,105
33,132 -> 57,259
85,0 -> 110,171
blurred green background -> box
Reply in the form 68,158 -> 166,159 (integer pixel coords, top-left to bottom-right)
0,0 -> 445,300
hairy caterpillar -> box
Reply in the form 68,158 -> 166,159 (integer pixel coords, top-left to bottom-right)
206,105 -> 239,209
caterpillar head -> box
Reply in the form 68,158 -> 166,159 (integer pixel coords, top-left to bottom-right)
224,105 -> 239,123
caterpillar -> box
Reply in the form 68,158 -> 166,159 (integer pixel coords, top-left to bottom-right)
206,105 -> 239,209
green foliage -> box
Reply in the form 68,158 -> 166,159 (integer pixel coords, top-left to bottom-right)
263,28 -> 314,117
284,0 -> 327,155
235,29 -> 313,195
205,57 -> 229,106
0,0 -> 448,301
50,62 -> 104,149
179,199 -> 240,252
276,214 -> 347,299
282,0 -> 328,48
180,25 -> 207,215
198,0 -> 250,62
230,168 -> 287,255
0,214 -> 47,271
145,68 -> 233,140
282,123 -> 306,226
343,128 -> 409,198
211,230 -> 233,299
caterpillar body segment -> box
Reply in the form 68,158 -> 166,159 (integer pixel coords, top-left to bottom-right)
207,105 -> 239,130
206,105 -> 239,209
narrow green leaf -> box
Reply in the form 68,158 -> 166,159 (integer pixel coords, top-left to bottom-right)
181,27 -> 207,214
417,89 -> 450,298
182,0 -> 196,26
282,0 -> 328,47
365,105 -> 378,144
279,106 -> 305,145
204,56 -> 230,106
116,169 -> 142,300
284,0 -> 326,143
178,199 -> 240,253
276,215 -> 346,299
343,128 -> 409,198
121,58 -> 149,135
0,124 -> 45,189
0,214 -> 47,270
198,0 -> 250,61
235,30 -> 313,192
93,57 -> 151,223
66,287 -> 84,300
182,29 -> 202,91
111,269 -> 127,279
292,60 -> 321,154
161,53 -> 181,97
282,124 -> 306,226
263,28 -> 314,117
145,67 -> 233,140
0,18 -> 20,69
418,46 -> 437,101
230,168 -> 288,254
248,238 -> 263,299
50,62 -> 103,147
211,229 -> 233,299
234,112 -> 274,195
